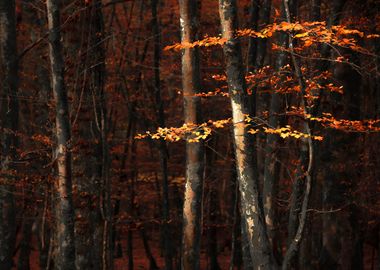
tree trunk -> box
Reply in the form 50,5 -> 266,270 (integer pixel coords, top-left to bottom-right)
17,216 -> 32,270
179,0 -> 205,269
150,0 -> 173,269
282,1 -> 314,268
219,0 -> 277,269
205,140 -> 221,270
262,1 -> 288,258
0,0 -> 18,268
254,0 -> 272,70
46,0 -> 76,268
246,0 -> 259,72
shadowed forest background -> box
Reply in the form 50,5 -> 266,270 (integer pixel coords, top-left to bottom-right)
0,0 -> 379,269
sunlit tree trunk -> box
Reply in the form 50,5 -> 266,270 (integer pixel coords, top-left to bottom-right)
0,1 -> 19,268
46,0 -> 76,268
179,0 -> 205,269
219,0 -> 277,269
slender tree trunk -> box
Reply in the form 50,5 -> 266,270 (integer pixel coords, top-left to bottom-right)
254,0 -> 272,70
179,0 -> 205,269
282,1 -> 314,268
46,0 -> 76,268
17,216 -> 32,270
37,189 -> 52,269
204,140 -> 221,270
73,6 -> 97,267
87,1 -> 112,269
219,1 -> 277,269
318,2 -> 348,268
151,0 -> 173,269
247,0 -> 259,72
262,1 -> 289,258
0,1 -> 18,268
20,3 -> 53,267
127,139 -> 137,270
135,204 -> 160,270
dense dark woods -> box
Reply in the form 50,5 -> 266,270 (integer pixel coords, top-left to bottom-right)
0,0 -> 379,269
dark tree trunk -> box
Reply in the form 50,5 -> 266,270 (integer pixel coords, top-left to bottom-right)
246,0 -> 259,72
179,0 -> 205,269
262,0 -> 288,260
17,218 -> 32,270
318,2 -> 349,269
219,0 -> 277,269
204,140 -> 221,270
46,0 -> 76,268
254,0 -> 272,70
87,2 -> 112,269
281,2 -> 314,269
151,0 -> 173,269
0,0 -> 19,268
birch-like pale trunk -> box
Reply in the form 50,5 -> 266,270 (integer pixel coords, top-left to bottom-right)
46,0 -> 76,268
219,0 -> 277,268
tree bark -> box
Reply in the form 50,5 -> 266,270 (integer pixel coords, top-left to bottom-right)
179,0 -> 205,269
0,1 -> 19,269
219,0 -> 277,269
46,0 -> 76,268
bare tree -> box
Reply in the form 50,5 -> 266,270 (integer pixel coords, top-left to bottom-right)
151,0 -> 173,268
46,0 -> 76,268
219,0 -> 277,268
179,1 -> 205,269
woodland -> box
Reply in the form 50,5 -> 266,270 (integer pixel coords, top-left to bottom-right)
0,0 -> 379,269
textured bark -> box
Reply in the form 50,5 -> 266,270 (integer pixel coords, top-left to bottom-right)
219,0 -> 277,269
229,166 -> 243,270
150,1 -> 173,269
46,0 -> 76,268
0,1 -> 18,269
241,220 -> 254,270
179,0 -> 205,269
